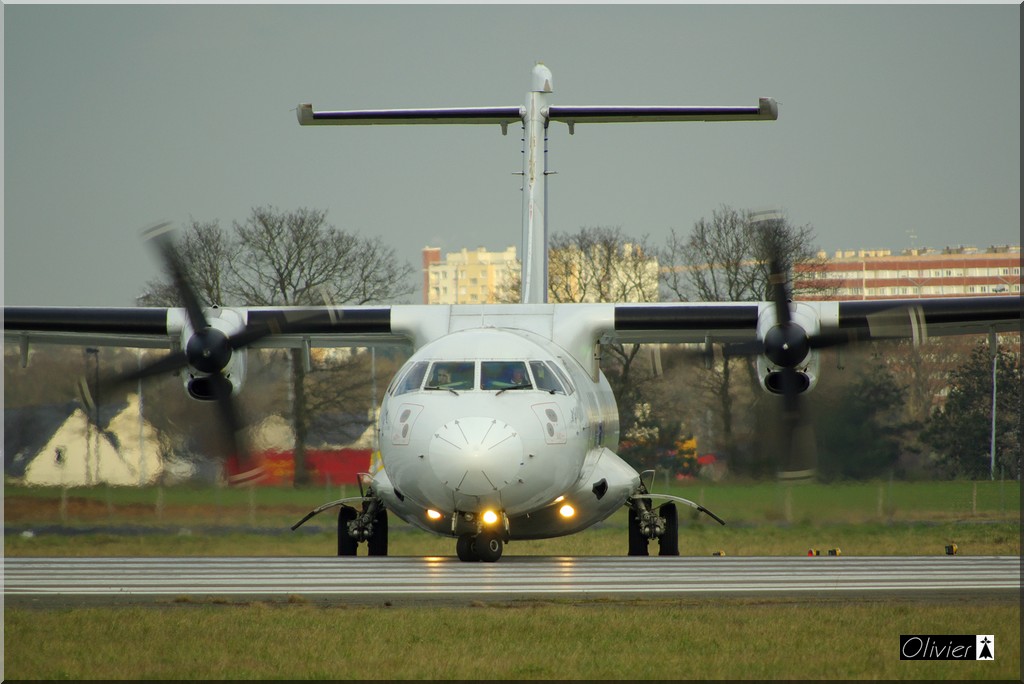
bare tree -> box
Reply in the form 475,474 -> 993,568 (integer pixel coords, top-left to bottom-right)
546,227 -> 663,444
548,226 -> 660,304
661,205 -> 828,303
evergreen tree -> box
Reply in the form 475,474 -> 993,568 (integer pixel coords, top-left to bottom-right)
922,340 -> 1021,479
816,353 -> 907,480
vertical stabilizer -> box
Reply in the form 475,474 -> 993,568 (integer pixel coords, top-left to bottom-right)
520,64 -> 553,305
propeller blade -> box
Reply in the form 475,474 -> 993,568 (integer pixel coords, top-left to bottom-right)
807,329 -> 856,350
225,322 -> 277,351
722,340 -> 766,358
112,350 -> 190,386
210,375 -> 244,452
764,244 -> 818,481
207,373 -> 265,485
768,256 -> 791,327
773,373 -> 818,482
141,222 -> 210,334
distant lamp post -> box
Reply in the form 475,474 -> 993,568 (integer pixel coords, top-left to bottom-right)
988,328 -> 998,480
85,347 -> 100,485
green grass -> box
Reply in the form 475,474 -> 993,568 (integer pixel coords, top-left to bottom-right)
7,478 -> 1019,522
5,518 -> 1021,558
5,479 -> 1020,557
5,598 -> 1019,680
4,480 -> 1020,680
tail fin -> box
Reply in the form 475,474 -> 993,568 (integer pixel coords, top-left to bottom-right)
298,65 -> 777,305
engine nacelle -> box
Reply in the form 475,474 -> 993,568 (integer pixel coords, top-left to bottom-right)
184,357 -> 246,400
755,301 -> 822,396
175,307 -> 248,400
757,356 -> 819,395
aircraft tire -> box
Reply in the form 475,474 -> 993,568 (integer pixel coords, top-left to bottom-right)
456,534 -> 479,562
475,532 -> 503,563
658,503 -> 679,556
628,508 -> 649,557
367,506 -> 388,556
337,505 -> 359,556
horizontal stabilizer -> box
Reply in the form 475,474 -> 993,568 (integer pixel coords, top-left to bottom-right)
547,98 -> 778,126
297,104 -> 523,127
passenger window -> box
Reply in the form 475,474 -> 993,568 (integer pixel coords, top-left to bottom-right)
426,361 -> 475,391
530,361 -> 565,394
481,361 -> 532,390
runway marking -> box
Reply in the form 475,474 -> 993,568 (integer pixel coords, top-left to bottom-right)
5,556 -> 1019,602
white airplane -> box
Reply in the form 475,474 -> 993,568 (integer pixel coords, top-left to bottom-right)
6,65 -> 1019,562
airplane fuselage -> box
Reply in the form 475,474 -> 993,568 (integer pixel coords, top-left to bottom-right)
371,325 -> 639,541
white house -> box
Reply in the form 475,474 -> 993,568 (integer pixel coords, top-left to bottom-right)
23,394 -> 164,486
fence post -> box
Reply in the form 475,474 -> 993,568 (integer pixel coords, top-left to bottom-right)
248,485 -> 256,527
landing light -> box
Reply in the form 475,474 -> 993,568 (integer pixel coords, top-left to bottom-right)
482,510 -> 500,525
426,509 -> 443,520
558,504 -> 575,518
554,495 -> 565,503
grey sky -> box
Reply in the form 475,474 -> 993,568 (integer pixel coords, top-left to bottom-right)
4,4 -> 1020,307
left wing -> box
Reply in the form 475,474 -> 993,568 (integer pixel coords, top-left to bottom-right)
4,305 -> 401,352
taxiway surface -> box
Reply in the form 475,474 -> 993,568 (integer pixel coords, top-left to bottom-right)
5,555 -> 1019,606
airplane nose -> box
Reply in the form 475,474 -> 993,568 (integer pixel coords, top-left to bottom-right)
428,417 -> 524,496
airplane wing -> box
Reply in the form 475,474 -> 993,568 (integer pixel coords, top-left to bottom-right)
3,306 -> 404,351
7,296 -> 1018,353
607,296 -> 1021,345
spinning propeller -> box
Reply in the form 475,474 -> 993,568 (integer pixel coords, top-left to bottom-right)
757,254 -> 820,481
110,223 -> 279,480
724,250 -> 926,482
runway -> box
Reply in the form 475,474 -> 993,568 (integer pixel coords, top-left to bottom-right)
5,555 -> 1019,605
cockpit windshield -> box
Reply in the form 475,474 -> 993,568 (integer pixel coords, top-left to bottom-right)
529,361 -> 565,394
481,361 -> 531,390
391,358 -> 575,394
425,361 -> 475,391
393,361 -> 429,395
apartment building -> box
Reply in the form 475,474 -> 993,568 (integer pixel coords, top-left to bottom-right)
423,243 -> 661,304
798,245 -> 1021,300
426,243 -> 1020,305
422,246 -> 519,304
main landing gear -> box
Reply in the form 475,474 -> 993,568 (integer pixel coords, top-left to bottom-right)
455,531 -> 504,562
337,496 -> 388,556
627,496 -> 679,557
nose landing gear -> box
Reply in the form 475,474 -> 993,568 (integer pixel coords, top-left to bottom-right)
627,499 -> 679,556
337,496 -> 389,556
455,531 -> 504,562
626,485 -> 727,557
